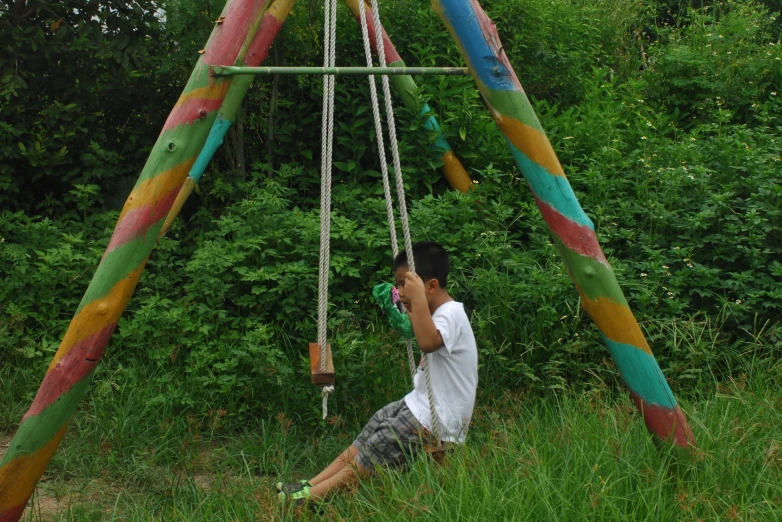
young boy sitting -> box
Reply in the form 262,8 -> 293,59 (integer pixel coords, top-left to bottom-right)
278,241 -> 478,505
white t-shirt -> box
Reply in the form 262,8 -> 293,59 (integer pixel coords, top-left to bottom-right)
404,301 -> 478,443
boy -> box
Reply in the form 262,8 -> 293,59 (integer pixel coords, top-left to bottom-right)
278,241 -> 478,505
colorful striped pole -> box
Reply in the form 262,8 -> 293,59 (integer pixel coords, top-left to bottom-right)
0,1 -> 270,519
162,0 -> 297,234
432,0 -> 696,453
344,0 -> 473,193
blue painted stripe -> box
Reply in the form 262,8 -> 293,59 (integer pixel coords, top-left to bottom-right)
439,0 -> 518,92
190,116 -> 233,183
431,128 -> 451,154
505,138 -> 594,230
419,103 -> 452,155
603,337 -> 677,408
419,104 -> 441,127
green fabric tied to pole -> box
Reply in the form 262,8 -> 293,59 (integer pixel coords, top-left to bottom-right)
372,283 -> 414,339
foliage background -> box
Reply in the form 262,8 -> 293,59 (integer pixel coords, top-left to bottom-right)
1,0 -> 781,433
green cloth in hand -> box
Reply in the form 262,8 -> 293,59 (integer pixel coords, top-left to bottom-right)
372,282 -> 414,339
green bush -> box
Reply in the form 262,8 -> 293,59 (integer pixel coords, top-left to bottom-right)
2,0 -> 780,430
646,0 -> 782,127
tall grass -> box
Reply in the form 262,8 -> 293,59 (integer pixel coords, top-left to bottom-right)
14,360 -> 781,521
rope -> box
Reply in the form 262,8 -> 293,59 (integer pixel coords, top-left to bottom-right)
355,0 -> 416,381
357,4 -> 397,259
358,0 -> 441,443
318,0 -> 338,420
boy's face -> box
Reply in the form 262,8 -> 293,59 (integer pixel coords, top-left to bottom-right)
394,265 -> 438,311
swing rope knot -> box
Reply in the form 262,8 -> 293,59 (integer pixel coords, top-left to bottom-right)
321,385 -> 335,419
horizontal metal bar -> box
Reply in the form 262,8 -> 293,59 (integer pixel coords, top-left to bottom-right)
213,66 -> 469,76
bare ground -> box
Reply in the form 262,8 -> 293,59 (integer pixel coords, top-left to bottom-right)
1,434 -> 115,521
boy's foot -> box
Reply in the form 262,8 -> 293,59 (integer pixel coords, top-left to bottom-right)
278,486 -> 313,508
274,479 -> 312,495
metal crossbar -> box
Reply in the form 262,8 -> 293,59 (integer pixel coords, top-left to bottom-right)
213,65 -> 469,76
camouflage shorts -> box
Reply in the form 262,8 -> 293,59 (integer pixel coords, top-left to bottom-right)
353,399 -> 432,472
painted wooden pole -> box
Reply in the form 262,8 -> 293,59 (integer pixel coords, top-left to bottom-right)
432,0 -> 696,453
162,0 -> 297,234
0,2 -> 270,519
344,0 -> 473,193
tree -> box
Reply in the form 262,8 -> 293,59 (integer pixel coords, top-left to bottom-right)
0,0 -> 177,213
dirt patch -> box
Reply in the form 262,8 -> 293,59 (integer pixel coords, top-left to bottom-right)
0,438 -> 114,522
24,493 -> 62,522
24,478 -> 120,522
192,474 -> 213,490
0,441 -> 268,520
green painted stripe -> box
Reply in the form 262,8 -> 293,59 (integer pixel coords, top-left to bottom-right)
385,63 -> 453,157
133,112 -> 218,186
552,236 -> 628,305
388,70 -> 418,110
177,62 -> 211,96
0,376 -> 92,463
221,75 -> 254,115
75,233 -> 158,314
481,89 -> 544,133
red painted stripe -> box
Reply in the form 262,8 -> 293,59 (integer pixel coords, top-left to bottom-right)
245,13 -> 284,66
202,0 -> 267,66
350,8 -> 403,64
105,187 -> 180,254
630,392 -> 695,448
163,96 -> 225,132
0,504 -> 25,522
23,324 -> 117,421
532,194 -> 608,265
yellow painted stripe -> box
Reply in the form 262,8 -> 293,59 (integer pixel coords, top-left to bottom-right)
0,424 -> 68,511
267,0 -> 296,20
493,114 -> 566,177
160,177 -> 196,236
343,0 -> 361,15
121,160 -> 194,221
174,82 -> 232,111
48,265 -> 146,369
440,151 -> 473,193
579,291 -> 653,355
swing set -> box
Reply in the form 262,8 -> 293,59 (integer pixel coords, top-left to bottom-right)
0,0 -> 696,519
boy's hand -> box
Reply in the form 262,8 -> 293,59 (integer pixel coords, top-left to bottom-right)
402,272 -> 444,353
403,272 -> 427,306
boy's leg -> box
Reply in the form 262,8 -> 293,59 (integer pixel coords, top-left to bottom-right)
281,400 -> 417,503
308,445 -> 359,486
308,456 -> 370,500
306,400 -> 392,488
307,400 -> 423,500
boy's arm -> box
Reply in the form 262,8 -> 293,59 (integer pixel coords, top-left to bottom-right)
405,274 -> 444,353
409,301 -> 444,353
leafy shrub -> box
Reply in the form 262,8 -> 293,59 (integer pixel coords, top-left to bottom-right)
646,0 -> 782,127
2,0 -> 781,430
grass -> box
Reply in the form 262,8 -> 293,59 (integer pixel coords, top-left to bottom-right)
6,362 -> 781,522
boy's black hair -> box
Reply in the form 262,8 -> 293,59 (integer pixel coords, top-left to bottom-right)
393,241 -> 450,288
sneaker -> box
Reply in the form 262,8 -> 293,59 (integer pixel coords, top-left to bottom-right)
274,479 -> 312,494
278,486 -> 312,507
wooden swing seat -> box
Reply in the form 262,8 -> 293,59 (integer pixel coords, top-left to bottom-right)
309,342 -> 335,385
